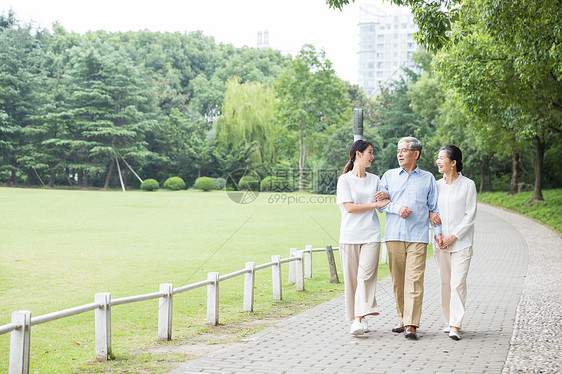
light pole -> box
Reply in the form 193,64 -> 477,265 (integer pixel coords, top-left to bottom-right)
353,108 -> 363,141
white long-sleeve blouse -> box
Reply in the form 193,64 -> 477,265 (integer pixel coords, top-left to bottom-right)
436,173 -> 477,252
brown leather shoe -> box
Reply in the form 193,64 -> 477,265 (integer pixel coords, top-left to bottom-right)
391,323 -> 405,333
405,325 -> 417,340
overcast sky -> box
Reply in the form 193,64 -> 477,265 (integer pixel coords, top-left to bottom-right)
0,0 -> 400,84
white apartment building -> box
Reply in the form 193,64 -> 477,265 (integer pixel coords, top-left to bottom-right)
358,2 -> 418,97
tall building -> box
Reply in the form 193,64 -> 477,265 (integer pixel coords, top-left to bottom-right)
357,2 -> 418,97
257,30 -> 270,50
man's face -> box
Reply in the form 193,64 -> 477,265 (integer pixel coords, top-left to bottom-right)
397,141 -> 418,169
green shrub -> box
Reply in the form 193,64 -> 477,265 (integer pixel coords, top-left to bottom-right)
238,175 -> 260,191
214,177 -> 226,190
140,179 -> 159,191
193,177 -> 215,191
260,176 -> 292,192
163,176 -> 186,190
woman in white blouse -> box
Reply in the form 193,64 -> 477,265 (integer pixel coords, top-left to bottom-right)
336,140 -> 389,335
434,145 -> 477,341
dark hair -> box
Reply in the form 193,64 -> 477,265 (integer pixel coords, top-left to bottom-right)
439,145 -> 463,172
343,140 -> 373,174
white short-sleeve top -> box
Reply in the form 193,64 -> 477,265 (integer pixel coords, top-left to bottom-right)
436,173 -> 477,252
336,171 -> 382,244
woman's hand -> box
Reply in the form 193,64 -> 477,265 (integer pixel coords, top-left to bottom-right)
374,190 -> 389,201
373,199 -> 390,209
442,234 -> 458,248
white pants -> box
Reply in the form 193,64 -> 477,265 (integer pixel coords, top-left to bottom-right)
434,246 -> 473,329
339,242 -> 380,321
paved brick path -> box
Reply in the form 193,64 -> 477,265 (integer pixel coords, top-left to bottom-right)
169,204 -> 545,373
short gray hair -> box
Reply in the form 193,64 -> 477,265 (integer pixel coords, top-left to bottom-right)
398,137 -> 422,158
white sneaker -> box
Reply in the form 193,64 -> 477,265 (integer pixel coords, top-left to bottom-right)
350,320 -> 365,335
361,319 -> 369,333
449,328 -> 461,341
443,327 -> 451,334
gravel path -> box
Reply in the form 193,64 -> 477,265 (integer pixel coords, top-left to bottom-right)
490,204 -> 562,374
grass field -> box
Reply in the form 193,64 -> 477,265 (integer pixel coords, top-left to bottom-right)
0,187 -> 402,373
478,189 -> 562,233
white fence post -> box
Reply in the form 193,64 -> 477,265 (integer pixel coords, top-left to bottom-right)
207,272 -> 219,326
9,310 -> 31,374
295,250 -> 305,291
304,244 -> 312,279
380,242 -> 388,264
243,262 -> 256,312
95,293 -> 111,362
158,283 -> 173,341
288,248 -> 297,284
325,245 -> 340,284
272,255 -> 282,300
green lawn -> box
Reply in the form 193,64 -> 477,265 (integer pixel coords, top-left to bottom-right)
478,189 -> 562,233
0,187 -> 397,373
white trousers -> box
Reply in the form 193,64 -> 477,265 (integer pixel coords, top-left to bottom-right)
434,246 -> 473,329
339,242 -> 380,321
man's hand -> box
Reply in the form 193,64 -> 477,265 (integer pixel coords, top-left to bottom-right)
399,206 -> 412,219
429,211 -> 441,226
374,190 -> 389,201
442,235 -> 458,248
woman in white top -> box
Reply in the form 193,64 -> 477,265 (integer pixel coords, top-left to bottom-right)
434,145 -> 477,341
336,140 -> 389,335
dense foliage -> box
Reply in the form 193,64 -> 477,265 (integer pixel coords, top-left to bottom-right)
1,7 -> 560,198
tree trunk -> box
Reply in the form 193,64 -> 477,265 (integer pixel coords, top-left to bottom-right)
480,154 -> 493,192
487,159 -> 493,192
10,167 -> 16,185
508,151 -> 519,195
122,167 -> 128,189
531,137 -> 545,202
103,159 -> 115,190
479,157 -> 491,193
298,123 -> 306,192
48,172 -> 56,188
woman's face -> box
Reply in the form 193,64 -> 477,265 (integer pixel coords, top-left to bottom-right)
357,145 -> 374,168
436,149 -> 454,174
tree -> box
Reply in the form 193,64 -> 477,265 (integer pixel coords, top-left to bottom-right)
326,0 -> 463,51
275,45 -> 350,191
326,0 -> 561,199
0,19 -> 47,184
216,77 -> 279,168
432,0 -> 561,200
64,39 -> 157,188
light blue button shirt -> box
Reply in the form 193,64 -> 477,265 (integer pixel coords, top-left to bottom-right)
379,166 -> 441,243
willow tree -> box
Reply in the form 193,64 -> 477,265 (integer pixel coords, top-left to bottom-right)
216,77 -> 279,168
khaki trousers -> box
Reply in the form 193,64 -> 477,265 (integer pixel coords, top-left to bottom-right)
339,242 -> 381,321
434,246 -> 473,329
386,241 -> 427,327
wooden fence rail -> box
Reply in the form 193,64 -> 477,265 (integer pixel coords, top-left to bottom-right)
1,245 -> 341,374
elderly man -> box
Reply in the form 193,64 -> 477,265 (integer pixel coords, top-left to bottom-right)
376,137 -> 441,340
